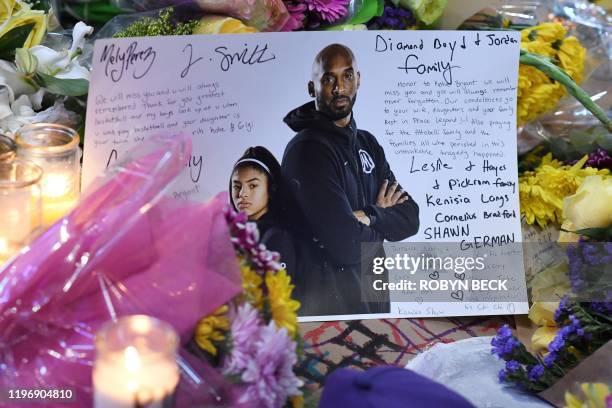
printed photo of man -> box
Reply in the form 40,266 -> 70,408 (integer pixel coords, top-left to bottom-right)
281,43 -> 420,316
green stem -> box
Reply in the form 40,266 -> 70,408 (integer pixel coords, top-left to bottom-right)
519,49 -> 612,132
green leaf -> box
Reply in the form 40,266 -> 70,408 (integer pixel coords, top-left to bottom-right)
35,72 -> 89,97
0,23 -> 35,60
347,0 -> 385,24
573,226 -> 612,241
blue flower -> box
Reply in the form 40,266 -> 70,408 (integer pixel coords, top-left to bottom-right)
543,352 -> 557,367
506,360 -> 520,373
554,296 -> 570,324
528,364 -> 544,381
498,368 -> 507,383
491,324 -> 519,358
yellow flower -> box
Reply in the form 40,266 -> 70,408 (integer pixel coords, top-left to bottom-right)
195,305 -> 230,356
241,261 -> 264,309
521,22 -> 566,43
530,262 -> 571,301
531,326 -> 558,353
0,4 -> 47,49
517,23 -> 586,126
519,154 -> 609,227
290,395 -> 304,408
565,383 -> 610,408
193,16 -> 258,35
558,36 -> 586,82
563,175 -> 612,230
266,269 -> 300,338
528,301 -> 558,326
0,0 -> 16,23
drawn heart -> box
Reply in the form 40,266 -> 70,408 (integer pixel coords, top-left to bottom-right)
416,297 -> 423,304
428,271 -> 439,280
454,272 -> 466,280
451,290 -> 464,301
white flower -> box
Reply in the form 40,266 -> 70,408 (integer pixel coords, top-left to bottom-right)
0,59 -> 37,101
0,87 -> 78,134
28,21 -> 93,80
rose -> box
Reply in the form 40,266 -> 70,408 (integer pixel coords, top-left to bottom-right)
563,175 -> 612,230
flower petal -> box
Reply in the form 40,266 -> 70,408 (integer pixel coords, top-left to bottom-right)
29,45 -> 70,74
69,21 -> 93,56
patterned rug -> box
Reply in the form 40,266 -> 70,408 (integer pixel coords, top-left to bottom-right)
297,316 -> 513,386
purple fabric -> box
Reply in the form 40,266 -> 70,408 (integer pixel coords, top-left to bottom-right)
320,365 -> 475,408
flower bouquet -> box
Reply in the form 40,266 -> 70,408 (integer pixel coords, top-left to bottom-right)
0,135 -> 306,408
0,1 -> 94,135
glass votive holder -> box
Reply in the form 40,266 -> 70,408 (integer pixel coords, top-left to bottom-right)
0,159 -> 42,264
0,134 -> 16,161
93,315 -> 180,408
14,123 -> 81,227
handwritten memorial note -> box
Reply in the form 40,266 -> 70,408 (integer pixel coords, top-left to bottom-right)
84,31 -> 527,320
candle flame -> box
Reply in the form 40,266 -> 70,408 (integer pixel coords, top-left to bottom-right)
0,238 -> 8,254
42,173 -> 71,198
124,346 -> 141,372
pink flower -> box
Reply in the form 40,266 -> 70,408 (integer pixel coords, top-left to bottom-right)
304,0 -> 349,22
282,2 -> 307,31
224,303 -> 262,375
240,322 -> 303,408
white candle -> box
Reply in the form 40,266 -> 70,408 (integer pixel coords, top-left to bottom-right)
93,316 -> 180,408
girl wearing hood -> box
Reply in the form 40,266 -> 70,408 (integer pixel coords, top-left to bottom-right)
229,146 -> 295,274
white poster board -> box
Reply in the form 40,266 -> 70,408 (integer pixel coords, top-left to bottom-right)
84,31 -> 528,321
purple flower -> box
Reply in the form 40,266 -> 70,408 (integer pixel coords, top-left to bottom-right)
528,364 -> 544,381
304,0 -> 349,23
590,301 -> 612,314
224,303 -> 262,375
491,324 -> 519,358
506,360 -> 520,373
282,1 -> 307,31
498,368 -> 507,383
225,205 -> 283,273
544,352 -> 557,367
369,5 -> 416,30
568,148 -> 612,170
240,322 -> 303,408
554,296 -> 570,324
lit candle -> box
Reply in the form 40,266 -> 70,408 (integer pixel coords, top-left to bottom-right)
0,159 -> 42,264
93,316 -> 180,408
14,123 -> 81,228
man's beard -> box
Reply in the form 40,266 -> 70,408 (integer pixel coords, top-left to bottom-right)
317,94 -> 357,121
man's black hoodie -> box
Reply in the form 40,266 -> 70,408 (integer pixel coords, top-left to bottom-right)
281,101 -> 420,316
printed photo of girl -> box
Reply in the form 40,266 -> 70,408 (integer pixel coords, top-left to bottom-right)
229,146 -> 295,274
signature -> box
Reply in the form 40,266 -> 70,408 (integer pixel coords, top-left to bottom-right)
214,43 -> 276,72
100,41 -> 156,82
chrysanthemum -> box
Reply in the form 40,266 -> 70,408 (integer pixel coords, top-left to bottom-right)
304,0 -> 350,23
282,1 -> 307,31
266,269 -> 300,338
519,154 -> 608,227
195,305 -> 230,356
224,303 -> 262,374
240,322 -> 303,408
517,22 -> 586,125
240,260 -> 264,309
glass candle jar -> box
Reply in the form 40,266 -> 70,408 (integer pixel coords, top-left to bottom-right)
93,315 -> 180,408
0,134 -> 16,161
0,159 -> 42,264
14,123 -> 81,227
